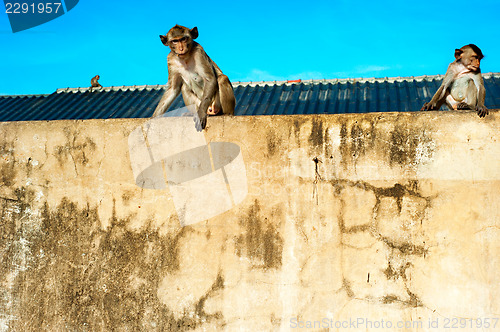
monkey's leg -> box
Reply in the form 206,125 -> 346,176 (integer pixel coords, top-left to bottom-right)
476,79 -> 488,118
463,80 -> 478,109
446,94 -> 461,110
217,75 -> 235,115
207,90 -> 222,115
454,82 -> 476,110
456,102 -> 472,110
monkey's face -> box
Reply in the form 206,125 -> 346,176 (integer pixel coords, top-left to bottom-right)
457,46 -> 483,72
462,48 -> 481,72
168,35 -> 192,55
161,25 -> 198,56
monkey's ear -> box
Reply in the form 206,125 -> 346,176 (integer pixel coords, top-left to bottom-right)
190,27 -> 199,39
454,48 -> 463,60
160,35 -> 168,46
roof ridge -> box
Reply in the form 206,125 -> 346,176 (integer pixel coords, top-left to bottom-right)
56,72 -> 500,91
2,72 -> 500,97
232,72 -> 500,86
55,84 -> 164,93
0,93 -> 51,98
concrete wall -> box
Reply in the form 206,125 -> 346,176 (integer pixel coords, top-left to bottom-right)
0,111 -> 499,331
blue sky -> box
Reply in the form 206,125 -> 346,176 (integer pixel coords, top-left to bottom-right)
1,0 -> 499,95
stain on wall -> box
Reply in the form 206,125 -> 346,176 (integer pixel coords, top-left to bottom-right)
389,124 -> 434,167
0,189 -> 223,331
308,118 -> 324,148
0,141 -> 16,187
338,118 -> 377,168
54,128 -> 97,174
235,200 -> 283,269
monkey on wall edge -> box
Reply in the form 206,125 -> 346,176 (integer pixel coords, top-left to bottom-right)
153,25 -> 235,130
421,44 -> 488,118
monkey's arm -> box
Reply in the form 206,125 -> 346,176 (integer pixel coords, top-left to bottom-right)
421,85 -> 449,111
476,75 -> 488,118
194,50 -> 219,129
153,73 -> 182,117
421,66 -> 456,111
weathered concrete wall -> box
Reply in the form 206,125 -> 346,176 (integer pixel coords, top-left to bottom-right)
0,111 -> 499,331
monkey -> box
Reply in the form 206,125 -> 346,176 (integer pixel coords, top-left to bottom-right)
152,25 -> 236,130
90,75 -> 102,92
421,44 -> 488,118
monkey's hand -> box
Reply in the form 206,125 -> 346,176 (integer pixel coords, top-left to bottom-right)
420,102 -> 436,111
476,105 -> 489,118
194,105 -> 208,131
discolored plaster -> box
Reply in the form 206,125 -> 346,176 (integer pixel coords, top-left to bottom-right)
0,190 -> 222,331
337,119 -> 378,168
235,200 -> 283,269
266,129 -> 280,157
0,141 -> 16,187
54,128 -> 97,170
308,118 -> 324,148
389,124 -> 434,167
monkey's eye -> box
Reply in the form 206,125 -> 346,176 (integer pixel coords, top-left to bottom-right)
171,37 -> 188,44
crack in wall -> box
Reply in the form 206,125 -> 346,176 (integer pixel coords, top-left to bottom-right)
328,178 -> 431,308
54,128 -> 97,176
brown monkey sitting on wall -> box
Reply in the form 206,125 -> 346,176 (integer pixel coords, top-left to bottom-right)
421,44 -> 488,118
152,25 -> 235,129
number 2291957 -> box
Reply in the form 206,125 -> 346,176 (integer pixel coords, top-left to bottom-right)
5,2 -> 62,14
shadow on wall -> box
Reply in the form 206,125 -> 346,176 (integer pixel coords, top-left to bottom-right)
128,109 -> 248,226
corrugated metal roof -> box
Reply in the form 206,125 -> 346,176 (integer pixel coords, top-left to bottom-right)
1,73 -> 500,122
0,94 -> 50,121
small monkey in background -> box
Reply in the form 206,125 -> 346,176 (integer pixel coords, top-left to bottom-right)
153,25 -> 235,129
90,75 -> 102,92
421,44 -> 488,118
